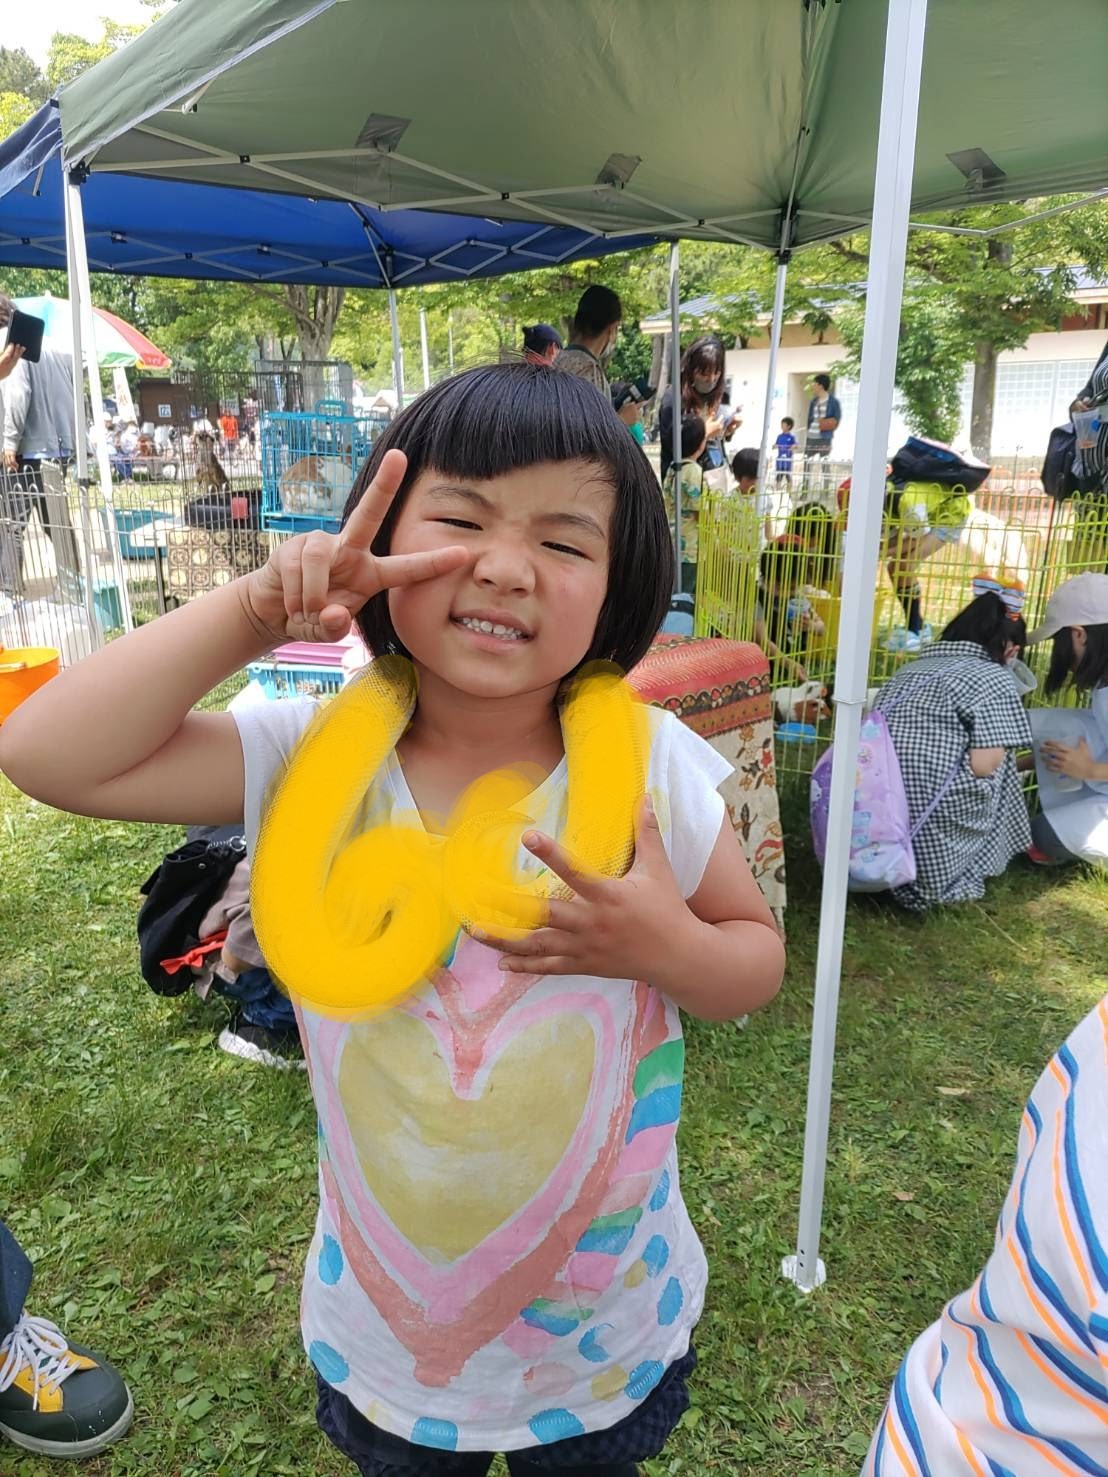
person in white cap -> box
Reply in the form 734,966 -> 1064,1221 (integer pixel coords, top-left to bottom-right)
1025,571 -> 1108,864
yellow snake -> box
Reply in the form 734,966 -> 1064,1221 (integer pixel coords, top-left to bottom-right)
252,655 -> 649,1018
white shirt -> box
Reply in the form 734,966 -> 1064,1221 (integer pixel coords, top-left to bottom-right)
1031,685 -> 1108,860
233,689 -> 731,1453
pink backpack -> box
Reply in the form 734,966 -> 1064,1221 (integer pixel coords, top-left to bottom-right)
810,693 -> 960,892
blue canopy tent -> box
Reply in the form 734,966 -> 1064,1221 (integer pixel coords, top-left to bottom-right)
0,102 -> 657,637
0,105 -> 653,291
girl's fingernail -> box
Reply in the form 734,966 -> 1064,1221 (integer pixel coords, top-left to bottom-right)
523,831 -> 541,850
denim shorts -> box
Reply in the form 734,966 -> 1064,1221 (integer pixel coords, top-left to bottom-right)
315,1345 -> 696,1476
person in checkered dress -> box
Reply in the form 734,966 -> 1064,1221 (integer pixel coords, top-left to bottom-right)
874,588 -> 1033,912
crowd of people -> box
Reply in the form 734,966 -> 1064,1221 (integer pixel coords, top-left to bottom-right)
534,286 -> 1108,912
0,289 -> 1105,1473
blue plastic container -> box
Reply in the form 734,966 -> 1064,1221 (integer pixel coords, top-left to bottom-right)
775,721 -> 819,741
112,508 -> 169,560
245,659 -> 346,700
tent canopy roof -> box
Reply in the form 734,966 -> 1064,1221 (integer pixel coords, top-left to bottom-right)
54,0 -> 1108,253
0,106 -> 655,286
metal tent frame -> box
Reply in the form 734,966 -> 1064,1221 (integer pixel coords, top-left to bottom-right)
22,0 -> 1108,1298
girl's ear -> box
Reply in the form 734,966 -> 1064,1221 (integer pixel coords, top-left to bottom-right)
1071,624 -> 1088,654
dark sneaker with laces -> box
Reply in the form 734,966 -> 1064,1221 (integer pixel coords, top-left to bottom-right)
217,1011 -> 306,1070
0,1311 -> 133,1459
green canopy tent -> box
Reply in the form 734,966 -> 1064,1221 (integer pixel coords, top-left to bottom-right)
55,0 -> 1108,246
51,0 -> 1108,1294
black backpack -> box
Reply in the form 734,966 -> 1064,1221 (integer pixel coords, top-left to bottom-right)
137,826 -> 247,996
1041,339 -> 1108,502
889,436 -> 991,492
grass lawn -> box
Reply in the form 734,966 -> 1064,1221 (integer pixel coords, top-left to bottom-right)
1,772 -> 1104,1476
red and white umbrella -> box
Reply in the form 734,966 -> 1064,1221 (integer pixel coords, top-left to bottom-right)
14,293 -> 170,369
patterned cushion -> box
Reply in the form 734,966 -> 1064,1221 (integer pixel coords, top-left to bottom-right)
629,637 -> 787,925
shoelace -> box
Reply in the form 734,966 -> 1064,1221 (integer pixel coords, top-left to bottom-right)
0,1313 -> 80,1411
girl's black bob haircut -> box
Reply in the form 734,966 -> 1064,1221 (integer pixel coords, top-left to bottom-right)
342,362 -> 674,675
941,591 -> 1027,662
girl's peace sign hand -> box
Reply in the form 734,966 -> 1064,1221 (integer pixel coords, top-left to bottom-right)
479,798 -> 688,982
245,449 -> 470,644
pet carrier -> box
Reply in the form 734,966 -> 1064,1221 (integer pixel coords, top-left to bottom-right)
260,400 -> 381,534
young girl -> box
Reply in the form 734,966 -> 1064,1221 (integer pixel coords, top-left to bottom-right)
870,588 -> 1032,912
0,364 -> 784,1476
661,412 -> 707,601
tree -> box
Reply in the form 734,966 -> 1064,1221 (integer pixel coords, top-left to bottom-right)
834,288 -> 972,441
0,47 -> 46,103
0,91 -> 35,137
268,285 -> 346,362
45,22 -> 142,93
833,200 -> 1108,452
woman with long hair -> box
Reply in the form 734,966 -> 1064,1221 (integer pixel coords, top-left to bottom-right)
658,335 -> 740,482
1026,572 -> 1108,865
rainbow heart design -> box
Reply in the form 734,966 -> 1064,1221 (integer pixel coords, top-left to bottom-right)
305,932 -> 672,1386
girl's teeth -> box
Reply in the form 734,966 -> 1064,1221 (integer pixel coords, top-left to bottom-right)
459,617 -> 524,640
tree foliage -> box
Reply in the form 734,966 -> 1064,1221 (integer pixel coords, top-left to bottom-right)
3,3 -> 1106,440
0,47 -> 47,103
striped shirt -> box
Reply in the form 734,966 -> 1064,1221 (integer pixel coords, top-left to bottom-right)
864,996 -> 1108,1476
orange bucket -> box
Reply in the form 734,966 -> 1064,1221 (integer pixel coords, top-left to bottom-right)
0,647 -> 60,724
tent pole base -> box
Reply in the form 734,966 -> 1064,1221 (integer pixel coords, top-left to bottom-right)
780,1254 -> 827,1294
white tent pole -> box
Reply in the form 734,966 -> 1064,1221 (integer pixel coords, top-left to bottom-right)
65,174 -> 135,634
388,288 -> 405,410
783,0 -> 929,1296
756,255 -> 789,523
419,306 -> 431,389
668,240 -> 682,597
62,177 -> 103,650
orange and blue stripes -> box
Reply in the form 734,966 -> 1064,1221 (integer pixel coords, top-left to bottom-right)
864,996 -> 1108,1476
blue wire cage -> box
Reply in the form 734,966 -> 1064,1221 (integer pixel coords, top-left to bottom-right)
260,400 -> 387,533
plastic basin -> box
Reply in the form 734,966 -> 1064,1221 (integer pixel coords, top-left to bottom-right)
0,647 -> 61,723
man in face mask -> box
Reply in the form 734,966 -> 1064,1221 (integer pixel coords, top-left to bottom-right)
611,379 -> 655,447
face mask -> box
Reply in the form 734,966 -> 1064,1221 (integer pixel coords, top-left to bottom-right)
630,420 -> 645,446
692,375 -> 718,396
600,332 -> 619,362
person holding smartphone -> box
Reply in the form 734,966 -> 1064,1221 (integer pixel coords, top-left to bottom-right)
0,294 -> 79,597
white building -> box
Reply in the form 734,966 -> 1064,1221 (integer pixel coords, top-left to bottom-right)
642,273 -> 1108,461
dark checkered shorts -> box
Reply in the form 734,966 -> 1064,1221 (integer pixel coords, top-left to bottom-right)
315,1345 -> 696,1476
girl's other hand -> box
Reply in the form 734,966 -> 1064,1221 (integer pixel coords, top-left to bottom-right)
484,797 -> 687,982
1041,737 -> 1095,782
244,449 -> 470,644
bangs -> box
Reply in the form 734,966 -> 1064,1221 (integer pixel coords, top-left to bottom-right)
375,362 -> 635,483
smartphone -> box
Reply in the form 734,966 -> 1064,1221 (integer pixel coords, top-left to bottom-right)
5,308 -> 45,365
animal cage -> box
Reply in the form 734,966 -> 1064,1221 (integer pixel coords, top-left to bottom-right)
260,400 -> 385,534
